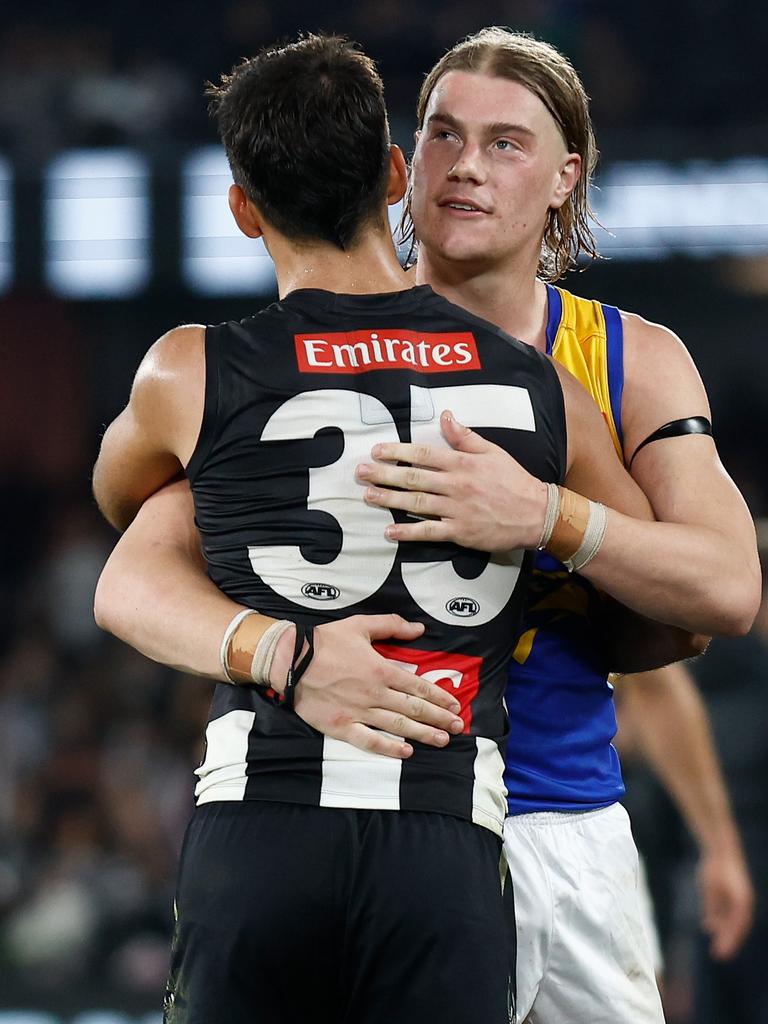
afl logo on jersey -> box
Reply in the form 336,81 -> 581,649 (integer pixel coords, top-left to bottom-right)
301,582 -> 340,601
446,597 -> 480,618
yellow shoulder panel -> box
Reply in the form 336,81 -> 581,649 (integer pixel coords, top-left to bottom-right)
550,287 -> 624,461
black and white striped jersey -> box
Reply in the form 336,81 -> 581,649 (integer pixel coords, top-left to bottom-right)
186,284 -> 566,836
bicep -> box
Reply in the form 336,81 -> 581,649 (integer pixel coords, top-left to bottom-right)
93,400 -> 182,531
556,363 -> 654,521
622,317 -> 757,553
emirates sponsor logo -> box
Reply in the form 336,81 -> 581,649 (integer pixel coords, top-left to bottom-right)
295,329 -> 481,374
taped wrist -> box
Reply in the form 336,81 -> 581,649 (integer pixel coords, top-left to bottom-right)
542,486 -> 608,572
221,610 -> 293,686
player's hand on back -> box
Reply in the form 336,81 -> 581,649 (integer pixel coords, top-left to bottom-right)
271,614 -> 465,758
357,410 -> 547,552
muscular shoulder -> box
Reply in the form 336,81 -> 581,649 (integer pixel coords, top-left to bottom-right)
618,310 -> 710,460
131,324 -> 207,462
134,324 -> 206,390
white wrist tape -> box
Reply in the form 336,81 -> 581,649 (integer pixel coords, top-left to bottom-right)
563,501 -> 608,572
537,482 -> 561,549
249,619 -> 294,686
220,609 -> 259,683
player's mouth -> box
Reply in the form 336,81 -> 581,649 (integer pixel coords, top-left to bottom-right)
438,196 -> 490,217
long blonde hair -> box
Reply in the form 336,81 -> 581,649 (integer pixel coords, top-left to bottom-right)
405,27 -> 601,280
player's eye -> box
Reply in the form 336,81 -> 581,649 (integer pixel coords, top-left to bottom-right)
494,139 -> 516,152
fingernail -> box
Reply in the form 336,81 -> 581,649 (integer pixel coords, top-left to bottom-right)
384,526 -> 397,540
450,718 -> 464,733
357,464 -> 370,478
401,744 -> 413,757
365,488 -> 381,502
371,445 -> 382,458
435,732 -> 449,746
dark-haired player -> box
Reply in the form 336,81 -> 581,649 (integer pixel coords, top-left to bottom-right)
93,31 -> 758,1024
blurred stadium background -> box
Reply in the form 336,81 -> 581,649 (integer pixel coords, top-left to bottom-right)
1,1 -> 767,1021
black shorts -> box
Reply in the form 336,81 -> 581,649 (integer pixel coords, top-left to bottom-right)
163,801 -> 516,1024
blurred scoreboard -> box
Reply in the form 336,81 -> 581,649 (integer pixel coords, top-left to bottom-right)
1,147 -> 767,299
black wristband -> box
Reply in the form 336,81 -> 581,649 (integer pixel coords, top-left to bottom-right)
282,623 -> 315,710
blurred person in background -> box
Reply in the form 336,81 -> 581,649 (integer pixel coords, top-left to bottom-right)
93,25 -> 760,1024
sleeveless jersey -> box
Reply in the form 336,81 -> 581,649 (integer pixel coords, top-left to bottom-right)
187,285 -> 566,837
504,283 -> 627,815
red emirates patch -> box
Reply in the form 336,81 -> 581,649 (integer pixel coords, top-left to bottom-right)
295,330 -> 481,374
373,643 -> 483,733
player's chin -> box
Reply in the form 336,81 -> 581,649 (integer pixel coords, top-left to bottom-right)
438,237 -> 496,265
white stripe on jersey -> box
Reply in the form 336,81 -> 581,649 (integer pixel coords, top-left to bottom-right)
319,735 -> 403,809
195,709 -> 254,803
471,737 -> 508,834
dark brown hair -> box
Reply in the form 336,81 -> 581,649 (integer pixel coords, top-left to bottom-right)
409,27 -> 601,279
208,34 -> 391,250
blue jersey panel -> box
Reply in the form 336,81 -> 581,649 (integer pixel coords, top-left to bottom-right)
504,553 -> 625,814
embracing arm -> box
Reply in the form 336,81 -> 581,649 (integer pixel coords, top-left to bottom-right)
360,345 -> 758,638
571,315 -> 760,636
619,663 -> 754,959
94,479 -> 244,677
95,480 -> 464,756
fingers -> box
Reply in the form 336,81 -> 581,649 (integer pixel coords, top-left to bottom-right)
364,484 -> 449,519
363,614 -> 425,640
383,669 -> 462,717
357,459 -> 452,496
365,708 -> 453,748
368,441 -> 456,470
384,518 -> 453,543
440,411 -> 490,453
343,722 -> 414,759
384,687 -> 464,732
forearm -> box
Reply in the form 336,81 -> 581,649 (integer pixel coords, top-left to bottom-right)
580,513 -> 755,636
622,663 -> 742,855
95,536 -> 255,679
93,480 -> 277,679
600,598 -> 708,672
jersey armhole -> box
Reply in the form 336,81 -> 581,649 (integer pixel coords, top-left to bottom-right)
602,304 -> 625,462
185,325 -> 220,483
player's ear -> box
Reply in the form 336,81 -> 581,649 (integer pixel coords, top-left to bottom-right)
550,153 -> 581,210
228,184 -> 264,239
387,145 -> 408,205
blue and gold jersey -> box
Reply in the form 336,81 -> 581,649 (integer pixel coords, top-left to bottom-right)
504,284 -> 627,814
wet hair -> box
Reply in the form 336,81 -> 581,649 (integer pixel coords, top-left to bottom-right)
406,27 -> 601,279
207,33 -> 391,250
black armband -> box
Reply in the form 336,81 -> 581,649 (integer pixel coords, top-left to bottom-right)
628,416 -> 712,469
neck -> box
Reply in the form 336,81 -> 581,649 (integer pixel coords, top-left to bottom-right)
415,248 -> 550,351
269,223 -> 410,299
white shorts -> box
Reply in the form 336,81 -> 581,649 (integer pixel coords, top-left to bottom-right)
504,802 -> 665,1024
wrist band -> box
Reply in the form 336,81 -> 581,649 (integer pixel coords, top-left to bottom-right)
564,500 -> 607,572
545,487 -> 591,563
282,623 -> 315,710
544,487 -> 608,572
221,611 -> 294,687
250,619 -> 294,686
537,482 -> 561,549
220,609 -> 259,683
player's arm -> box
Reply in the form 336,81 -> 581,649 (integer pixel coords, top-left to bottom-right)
612,313 -> 761,632
94,479 -> 465,757
618,663 -> 754,960
359,360 -> 759,636
92,325 -> 206,532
